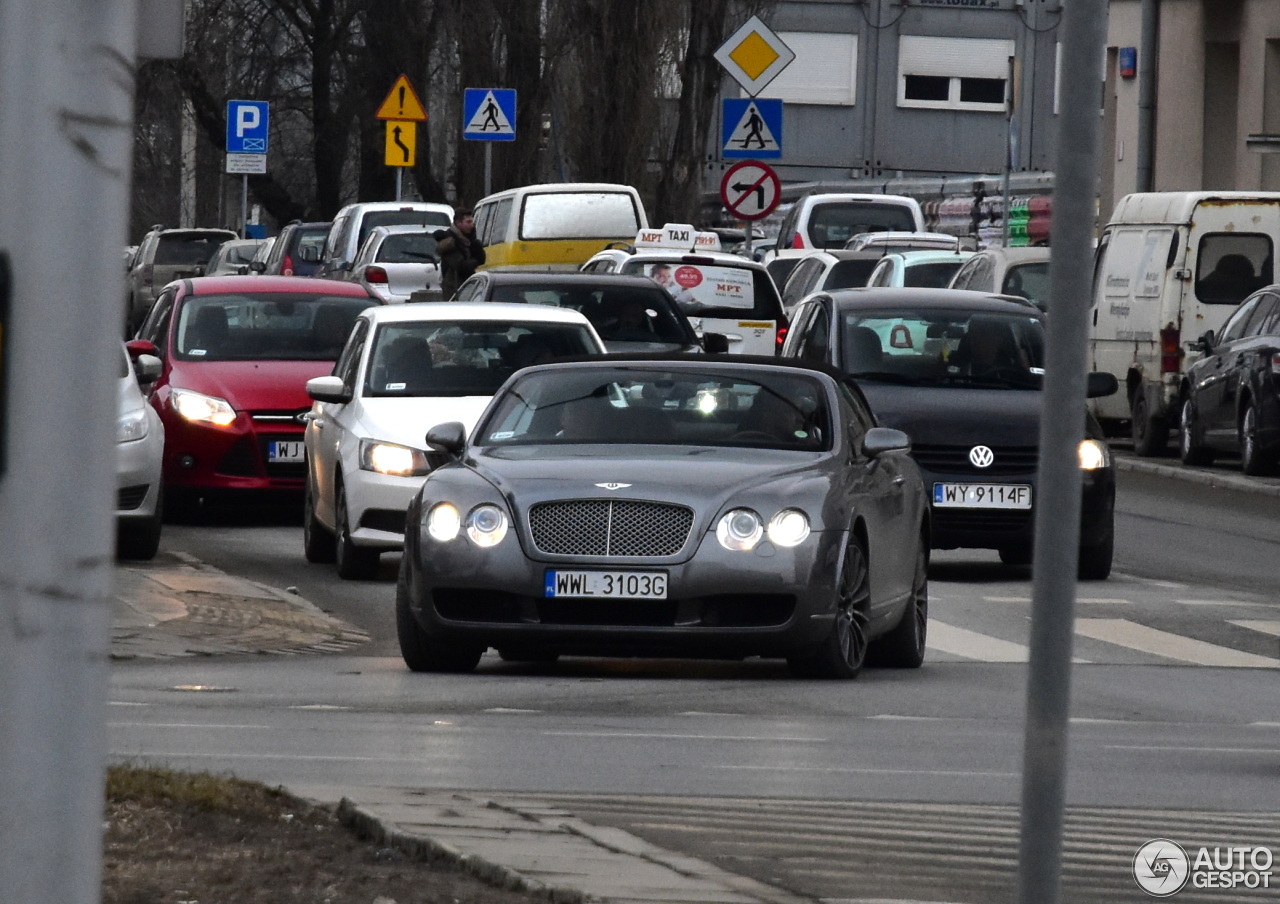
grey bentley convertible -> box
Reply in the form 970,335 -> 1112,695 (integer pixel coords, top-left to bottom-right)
396,356 -> 929,679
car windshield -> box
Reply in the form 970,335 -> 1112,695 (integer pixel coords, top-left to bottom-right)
808,203 -> 917,249
376,233 -> 439,264
364,321 -> 599,398
488,283 -> 690,347
478,367 -> 831,451
173,293 -> 372,361
154,234 -> 232,266
841,309 -> 1046,390
903,261 -> 965,288
1002,262 -> 1051,308
825,259 -> 879,289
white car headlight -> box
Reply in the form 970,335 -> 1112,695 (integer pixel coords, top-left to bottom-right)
466,504 -> 509,547
426,503 -> 461,542
359,439 -> 432,477
717,508 -> 763,551
116,408 -> 149,443
1078,439 -> 1110,470
171,388 -> 237,427
767,509 -> 811,547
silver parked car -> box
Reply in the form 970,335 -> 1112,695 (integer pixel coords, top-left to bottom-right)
116,344 -> 165,559
203,238 -> 267,277
348,225 -> 442,303
125,226 -> 238,331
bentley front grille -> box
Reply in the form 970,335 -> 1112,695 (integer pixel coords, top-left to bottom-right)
528,500 -> 694,557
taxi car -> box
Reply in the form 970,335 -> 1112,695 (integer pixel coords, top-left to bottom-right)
303,303 -> 606,579
396,356 -> 929,678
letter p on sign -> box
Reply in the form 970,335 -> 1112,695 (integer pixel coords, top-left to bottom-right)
237,106 -> 259,137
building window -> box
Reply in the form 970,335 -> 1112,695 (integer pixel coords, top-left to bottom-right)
759,31 -> 858,106
898,36 -> 1014,112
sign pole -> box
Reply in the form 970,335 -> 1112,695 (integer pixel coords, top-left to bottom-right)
744,221 -> 753,258
485,144 -> 492,198
1002,55 -> 1015,248
395,168 -> 403,202
240,175 -> 248,238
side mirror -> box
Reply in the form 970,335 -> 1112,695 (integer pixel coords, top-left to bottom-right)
134,354 -> 163,384
125,339 -> 158,358
703,332 -> 730,354
249,260 -> 266,273
194,265 -> 205,277
426,421 -> 466,457
1198,329 -> 1216,353
306,375 -> 352,404
333,260 -> 351,273
1086,372 -> 1119,399
862,427 -> 911,458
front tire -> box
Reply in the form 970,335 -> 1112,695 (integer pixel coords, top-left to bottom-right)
1077,531 -> 1114,581
395,556 -> 482,673
871,546 -> 928,669
788,537 -> 871,679
303,475 -> 336,563
1131,390 -> 1169,457
1179,395 -> 1215,466
117,485 -> 163,561
998,544 -> 1033,566
334,480 -> 380,580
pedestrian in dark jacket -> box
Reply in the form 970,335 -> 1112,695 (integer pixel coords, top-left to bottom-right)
435,208 -> 485,298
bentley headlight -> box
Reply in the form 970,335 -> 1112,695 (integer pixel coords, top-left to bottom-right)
116,408 -> 149,443
1078,439 -> 1110,470
426,502 -> 461,542
717,508 -> 763,551
171,388 -> 236,427
360,439 -> 431,476
767,509 -> 810,547
466,504 -> 509,547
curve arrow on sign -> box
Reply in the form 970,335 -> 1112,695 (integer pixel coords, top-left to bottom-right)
392,125 -> 411,163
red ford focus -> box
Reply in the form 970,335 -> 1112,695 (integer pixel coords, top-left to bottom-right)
127,276 -> 377,507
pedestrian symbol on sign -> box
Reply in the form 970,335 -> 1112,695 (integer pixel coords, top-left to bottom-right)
721,98 -> 782,160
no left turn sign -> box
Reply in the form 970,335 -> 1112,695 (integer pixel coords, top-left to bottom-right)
719,160 -> 781,222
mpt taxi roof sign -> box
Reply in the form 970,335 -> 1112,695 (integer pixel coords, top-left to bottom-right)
714,16 -> 795,97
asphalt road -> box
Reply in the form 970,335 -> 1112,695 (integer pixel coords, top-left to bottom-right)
111,467 -> 1280,903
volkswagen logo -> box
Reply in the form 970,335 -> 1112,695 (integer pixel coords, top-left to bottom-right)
595,482 -> 632,491
968,445 -> 995,468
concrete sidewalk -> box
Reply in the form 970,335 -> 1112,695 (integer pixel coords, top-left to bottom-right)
1112,450 -> 1280,497
112,550 -> 369,659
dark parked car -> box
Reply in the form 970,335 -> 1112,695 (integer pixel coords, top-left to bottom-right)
257,221 -> 332,277
1180,286 -> 1280,474
126,226 -> 238,331
451,271 -> 708,354
397,356 -> 929,678
782,289 -> 1118,579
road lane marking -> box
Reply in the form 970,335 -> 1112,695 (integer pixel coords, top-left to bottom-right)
109,722 -> 271,729
542,731 -> 827,742
713,765 -> 1016,777
1105,745 -> 1276,753
1075,618 -> 1280,667
289,704 -> 351,711
484,707 -> 542,713
981,596 -> 1030,603
108,701 -> 151,706
1077,598 -> 1130,604
1230,620 -> 1280,638
927,620 -> 1028,662
1175,598 -> 1270,607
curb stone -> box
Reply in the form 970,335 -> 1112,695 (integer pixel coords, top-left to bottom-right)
1113,454 -> 1280,498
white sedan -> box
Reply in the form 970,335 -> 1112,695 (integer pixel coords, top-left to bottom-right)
116,344 -> 165,559
302,303 -> 607,579
348,225 -> 443,303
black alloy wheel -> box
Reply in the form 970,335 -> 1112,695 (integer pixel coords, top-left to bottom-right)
870,544 -> 928,669
789,537 -> 871,679
1077,530 -> 1115,581
395,555 -> 482,673
1179,396 -> 1215,466
303,474 -> 336,563
334,480 -> 381,580
1240,401 -> 1273,476
1131,391 -> 1169,457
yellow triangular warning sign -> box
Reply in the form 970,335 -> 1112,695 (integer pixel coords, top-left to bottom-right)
376,75 -> 427,121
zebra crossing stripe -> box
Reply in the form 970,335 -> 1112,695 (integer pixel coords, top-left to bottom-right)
1076,618 -> 1280,667
927,620 -> 1028,661
1229,620 -> 1280,638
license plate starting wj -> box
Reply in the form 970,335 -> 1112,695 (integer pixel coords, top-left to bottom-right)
545,571 -> 668,599
268,441 -> 305,463
934,483 -> 1032,509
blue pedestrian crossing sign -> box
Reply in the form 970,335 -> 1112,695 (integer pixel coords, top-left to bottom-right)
722,98 -> 782,159
463,89 -> 517,142
226,100 -> 269,154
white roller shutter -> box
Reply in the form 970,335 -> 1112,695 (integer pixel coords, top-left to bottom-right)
761,31 -> 858,106
898,35 -> 1014,79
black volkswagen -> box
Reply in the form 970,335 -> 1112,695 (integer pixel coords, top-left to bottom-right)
397,357 -> 929,679
782,289 -> 1118,579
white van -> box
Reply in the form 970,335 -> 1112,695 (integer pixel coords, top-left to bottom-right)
1090,192 -> 1280,454
768,193 -> 926,262
319,201 -> 454,279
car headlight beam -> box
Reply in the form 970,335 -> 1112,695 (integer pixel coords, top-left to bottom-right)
426,503 -> 461,542
767,509 -> 811,547
466,504 -> 509,547
171,388 -> 237,427
1078,439 -> 1110,470
360,439 -> 431,476
717,508 -> 763,551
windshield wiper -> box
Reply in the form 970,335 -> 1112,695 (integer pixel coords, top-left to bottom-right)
846,371 -> 920,385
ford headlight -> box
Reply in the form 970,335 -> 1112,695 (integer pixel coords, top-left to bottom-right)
767,509 -> 810,547
426,503 -> 461,542
171,388 -> 236,427
1078,439 -> 1110,470
359,439 -> 431,476
116,408 -> 149,443
717,508 -> 763,551
466,504 -> 509,547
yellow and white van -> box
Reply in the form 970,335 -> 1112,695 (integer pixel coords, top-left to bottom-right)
472,183 -> 648,270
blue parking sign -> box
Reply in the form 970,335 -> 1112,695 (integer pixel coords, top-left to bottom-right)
226,100 -> 269,154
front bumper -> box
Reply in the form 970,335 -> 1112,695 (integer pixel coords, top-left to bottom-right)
116,435 -> 164,521
405,525 -> 844,658
161,411 -> 307,493
344,467 -> 427,550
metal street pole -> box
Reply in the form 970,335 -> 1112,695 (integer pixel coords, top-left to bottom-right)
0,0 -> 149,901
241,174 -> 249,238
395,167 -> 403,202
1015,0 -> 1107,901
484,143 -> 493,197
1002,55 -> 1015,248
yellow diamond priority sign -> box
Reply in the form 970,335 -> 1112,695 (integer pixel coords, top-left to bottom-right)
714,16 -> 795,97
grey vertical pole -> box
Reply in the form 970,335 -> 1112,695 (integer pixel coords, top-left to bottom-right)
1014,0 -> 1107,901
744,221 -> 753,258
395,167 -> 403,202
241,174 -> 249,238
1136,0 -> 1160,192
0,0 -> 141,901
485,142 -> 493,197
1002,56 -> 1015,248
